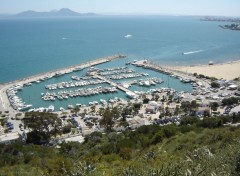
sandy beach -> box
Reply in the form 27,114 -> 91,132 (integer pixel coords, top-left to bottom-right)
166,60 -> 240,80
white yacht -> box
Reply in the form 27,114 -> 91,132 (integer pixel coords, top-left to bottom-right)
48,105 -> 55,112
124,34 -> 132,38
67,104 -> 74,109
126,91 -> 137,99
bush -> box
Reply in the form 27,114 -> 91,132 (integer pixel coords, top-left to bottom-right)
211,82 -> 220,88
197,117 -> 223,128
143,98 -> 150,104
151,131 -> 164,145
162,126 -> 177,138
119,147 -> 132,160
222,97 -> 240,106
62,125 -> 72,134
101,143 -> 115,155
85,131 -> 102,144
180,116 -> 199,125
116,139 -> 137,150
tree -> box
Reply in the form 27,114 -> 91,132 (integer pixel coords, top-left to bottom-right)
121,106 -> 133,119
168,94 -> 174,102
72,106 -> 80,114
190,100 -> 199,115
210,102 -> 219,111
165,106 -> 171,116
181,101 -> 191,115
100,107 -> 114,132
161,96 -> 166,103
90,105 -> 96,113
111,107 -> 121,119
174,105 -> 180,115
98,107 -> 104,116
203,110 -> 210,117
211,82 -> 220,88
232,113 -> 240,124
143,98 -> 150,104
222,97 -> 240,106
23,112 -> 62,144
155,94 -> 160,101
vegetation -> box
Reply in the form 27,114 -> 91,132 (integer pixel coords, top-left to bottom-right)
23,112 -> 62,144
193,73 -> 217,81
211,81 -> 220,88
221,23 -> 240,30
1,114 -> 240,175
222,97 -> 240,106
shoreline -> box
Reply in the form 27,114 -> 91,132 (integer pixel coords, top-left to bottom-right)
163,60 -> 240,80
0,54 -> 125,113
0,54 -> 125,86
1,56 -> 239,115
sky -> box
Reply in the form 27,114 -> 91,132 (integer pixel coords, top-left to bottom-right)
0,0 -> 240,16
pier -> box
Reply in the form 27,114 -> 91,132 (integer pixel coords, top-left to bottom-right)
92,73 -> 138,98
0,54 -> 126,113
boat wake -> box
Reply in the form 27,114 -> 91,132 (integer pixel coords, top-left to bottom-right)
62,37 -> 69,40
124,34 -> 132,38
183,50 -> 203,55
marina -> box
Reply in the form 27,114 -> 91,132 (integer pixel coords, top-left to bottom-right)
0,55 -> 125,112
41,86 -> 118,101
0,55 -> 194,113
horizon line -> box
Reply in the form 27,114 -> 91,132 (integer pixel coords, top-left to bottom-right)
0,8 -> 240,18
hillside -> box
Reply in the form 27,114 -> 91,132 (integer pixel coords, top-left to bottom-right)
14,8 -> 96,18
1,116 -> 240,175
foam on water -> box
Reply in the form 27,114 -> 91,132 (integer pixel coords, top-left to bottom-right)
183,50 -> 203,55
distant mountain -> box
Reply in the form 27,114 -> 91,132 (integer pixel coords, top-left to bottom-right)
15,8 -> 96,18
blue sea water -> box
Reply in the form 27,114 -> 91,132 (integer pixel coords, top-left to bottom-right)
16,59 -> 193,110
0,16 -> 240,83
1,16 -> 240,110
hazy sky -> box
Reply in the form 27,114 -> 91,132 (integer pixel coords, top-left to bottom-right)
0,0 -> 240,16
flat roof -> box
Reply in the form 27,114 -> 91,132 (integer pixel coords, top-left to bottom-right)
64,135 -> 84,143
231,105 -> 240,114
0,132 -> 19,143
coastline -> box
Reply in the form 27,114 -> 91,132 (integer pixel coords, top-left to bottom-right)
1,56 -> 239,115
164,60 -> 240,80
0,54 -> 125,113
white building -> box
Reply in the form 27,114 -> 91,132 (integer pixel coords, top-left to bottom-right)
0,132 -> 20,144
230,105 -> 240,114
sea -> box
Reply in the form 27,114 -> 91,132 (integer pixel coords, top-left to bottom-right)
0,16 -> 240,110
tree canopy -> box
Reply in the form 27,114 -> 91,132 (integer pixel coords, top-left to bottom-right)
23,112 -> 62,144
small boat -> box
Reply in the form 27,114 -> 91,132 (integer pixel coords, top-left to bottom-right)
209,61 -> 214,65
18,104 -> 32,111
48,105 -> 55,112
25,83 -> 32,86
93,101 -> 98,105
100,99 -> 107,105
124,34 -> 132,38
76,103 -> 82,107
67,104 -> 74,109
126,91 -> 137,99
